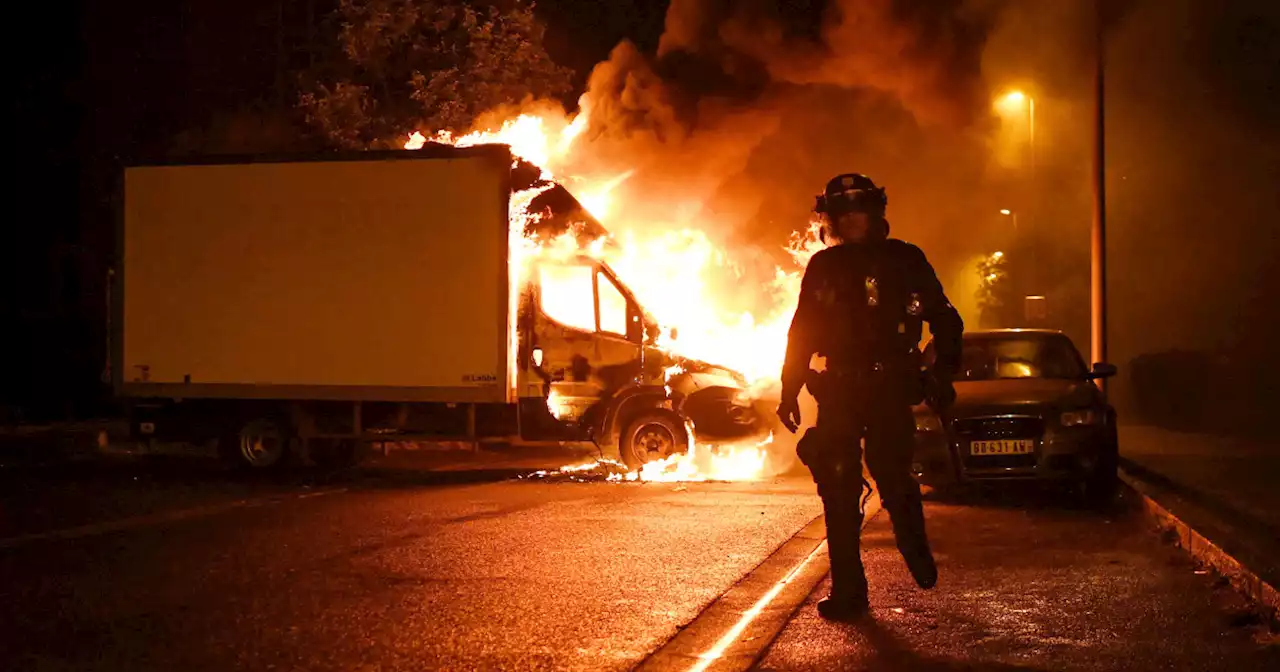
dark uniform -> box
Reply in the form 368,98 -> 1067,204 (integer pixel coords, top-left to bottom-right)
778,174 -> 963,620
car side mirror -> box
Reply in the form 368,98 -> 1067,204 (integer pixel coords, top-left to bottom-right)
668,326 -> 679,342
1087,362 -> 1118,379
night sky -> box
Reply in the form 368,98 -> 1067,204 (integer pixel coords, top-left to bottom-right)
7,0 -> 1280,427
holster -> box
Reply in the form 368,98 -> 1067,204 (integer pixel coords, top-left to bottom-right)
797,426 -> 860,487
798,424 -> 874,512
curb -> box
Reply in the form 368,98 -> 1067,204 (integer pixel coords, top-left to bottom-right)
635,496 -> 883,672
1119,466 -> 1279,621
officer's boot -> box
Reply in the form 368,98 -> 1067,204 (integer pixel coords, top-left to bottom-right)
818,491 -> 870,620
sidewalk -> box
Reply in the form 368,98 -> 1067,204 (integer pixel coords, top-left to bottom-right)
1119,424 -> 1280,533
1118,424 -> 1280,614
756,490 -> 1279,671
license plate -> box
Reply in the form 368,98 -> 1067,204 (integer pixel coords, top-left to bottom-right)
969,439 -> 1034,456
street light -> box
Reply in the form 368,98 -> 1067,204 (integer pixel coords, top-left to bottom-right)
995,90 -> 1036,167
995,90 -> 1026,113
1000,208 -> 1018,233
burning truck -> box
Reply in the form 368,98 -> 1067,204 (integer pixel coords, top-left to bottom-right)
116,142 -> 770,474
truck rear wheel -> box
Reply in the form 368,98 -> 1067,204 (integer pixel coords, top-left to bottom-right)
220,417 -> 292,470
620,411 -> 689,471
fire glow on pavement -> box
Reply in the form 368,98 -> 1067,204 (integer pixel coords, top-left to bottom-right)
522,433 -> 775,484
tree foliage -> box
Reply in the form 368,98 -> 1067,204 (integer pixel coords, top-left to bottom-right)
299,0 -> 573,149
975,251 -> 1009,316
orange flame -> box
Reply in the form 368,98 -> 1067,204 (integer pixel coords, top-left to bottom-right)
406,108 -> 824,481
614,434 -> 774,483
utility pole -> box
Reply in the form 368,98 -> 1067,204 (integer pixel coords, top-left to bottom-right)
1091,0 -> 1108,375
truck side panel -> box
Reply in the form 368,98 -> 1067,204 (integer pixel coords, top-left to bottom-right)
121,155 -> 511,402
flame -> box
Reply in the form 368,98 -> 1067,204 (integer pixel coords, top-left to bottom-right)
403,110 -> 825,386
545,388 -> 572,421
406,107 -> 828,482
407,114 -> 582,179
531,434 -> 774,483
615,434 -> 774,483
404,131 -> 427,150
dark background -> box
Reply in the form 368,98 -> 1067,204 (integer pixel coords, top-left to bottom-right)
6,0 -> 1279,436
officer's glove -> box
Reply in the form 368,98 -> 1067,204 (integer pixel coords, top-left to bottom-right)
776,397 -> 802,434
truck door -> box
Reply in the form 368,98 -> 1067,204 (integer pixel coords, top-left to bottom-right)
518,259 -> 651,440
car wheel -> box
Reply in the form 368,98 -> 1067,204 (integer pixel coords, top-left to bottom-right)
620,411 -> 690,471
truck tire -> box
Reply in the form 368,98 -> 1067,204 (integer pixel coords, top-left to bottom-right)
620,410 -> 690,471
220,417 -> 293,471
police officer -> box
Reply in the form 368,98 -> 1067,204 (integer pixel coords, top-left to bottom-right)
776,173 -> 963,620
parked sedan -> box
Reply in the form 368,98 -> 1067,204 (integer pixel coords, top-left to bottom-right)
913,329 -> 1120,503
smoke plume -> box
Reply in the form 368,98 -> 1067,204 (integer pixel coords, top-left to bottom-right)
561,0 -> 1008,283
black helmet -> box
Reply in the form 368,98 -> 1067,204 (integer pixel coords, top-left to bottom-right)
814,173 -> 887,219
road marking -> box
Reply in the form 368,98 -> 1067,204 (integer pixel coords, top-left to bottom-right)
636,494 -> 884,672
0,487 -> 348,550
687,539 -> 829,672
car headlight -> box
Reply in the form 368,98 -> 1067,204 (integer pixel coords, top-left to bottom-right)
1060,409 -> 1102,427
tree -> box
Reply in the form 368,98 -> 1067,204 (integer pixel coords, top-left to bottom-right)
975,250 -> 1011,327
299,0 -> 573,149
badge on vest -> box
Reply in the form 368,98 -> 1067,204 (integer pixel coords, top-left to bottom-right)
907,292 -> 923,316
865,276 -> 879,306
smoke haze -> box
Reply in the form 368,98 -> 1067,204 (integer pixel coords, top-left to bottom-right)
555,0 -> 1011,327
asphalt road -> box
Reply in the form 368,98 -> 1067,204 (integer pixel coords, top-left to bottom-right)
0,466 -> 821,671
1,464 -> 1276,671
759,486 -> 1279,671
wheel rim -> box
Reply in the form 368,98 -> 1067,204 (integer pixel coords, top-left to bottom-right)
239,420 -> 284,468
630,424 -> 678,466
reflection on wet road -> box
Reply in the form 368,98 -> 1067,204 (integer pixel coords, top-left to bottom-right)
758,487 -> 1278,671
1,468 -> 1275,671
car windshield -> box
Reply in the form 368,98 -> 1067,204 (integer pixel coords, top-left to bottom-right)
958,335 -> 1086,381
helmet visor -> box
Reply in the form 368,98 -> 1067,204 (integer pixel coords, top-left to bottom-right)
825,187 -> 884,215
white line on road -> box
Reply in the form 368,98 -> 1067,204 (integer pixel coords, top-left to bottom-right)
687,539 -> 829,672
635,494 -> 884,672
0,487 -> 348,550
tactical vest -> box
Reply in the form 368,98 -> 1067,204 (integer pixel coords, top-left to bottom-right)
810,240 -> 927,376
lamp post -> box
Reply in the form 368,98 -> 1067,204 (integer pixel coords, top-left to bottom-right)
1091,0 -> 1108,376
996,90 -> 1038,297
